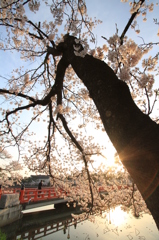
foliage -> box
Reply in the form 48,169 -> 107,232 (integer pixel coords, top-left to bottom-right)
0,0 -> 159,217
0,229 -> 6,240
0,148 -> 23,186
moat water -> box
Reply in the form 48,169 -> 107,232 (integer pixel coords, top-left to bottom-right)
2,204 -> 159,240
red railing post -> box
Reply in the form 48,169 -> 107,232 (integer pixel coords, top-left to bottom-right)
19,189 -> 24,203
48,189 -> 51,199
34,190 -> 38,201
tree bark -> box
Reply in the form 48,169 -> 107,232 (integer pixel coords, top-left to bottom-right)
52,36 -> 159,229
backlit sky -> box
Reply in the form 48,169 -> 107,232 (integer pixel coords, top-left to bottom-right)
1,0 -> 159,77
0,0 -> 159,170
1,0 -> 159,84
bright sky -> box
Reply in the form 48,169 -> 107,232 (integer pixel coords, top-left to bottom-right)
1,0 -> 159,76
0,0 -> 159,173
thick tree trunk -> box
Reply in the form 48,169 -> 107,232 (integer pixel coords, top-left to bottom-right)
53,36 -> 159,229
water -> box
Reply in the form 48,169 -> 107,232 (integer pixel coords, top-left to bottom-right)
2,205 -> 159,240
41,216 -> 158,240
35,206 -> 159,240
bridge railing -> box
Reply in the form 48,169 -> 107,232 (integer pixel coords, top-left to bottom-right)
16,216 -> 84,240
0,187 -> 67,204
19,188 -> 67,204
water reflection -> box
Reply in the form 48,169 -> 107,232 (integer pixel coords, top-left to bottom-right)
103,206 -> 128,226
16,217 -> 79,240
1,205 -> 159,240
1,205 -> 83,240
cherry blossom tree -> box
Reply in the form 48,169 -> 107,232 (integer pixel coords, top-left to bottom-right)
0,0 -> 159,229
0,148 -> 23,186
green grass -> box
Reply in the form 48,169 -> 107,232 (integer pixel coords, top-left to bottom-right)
0,229 -> 6,240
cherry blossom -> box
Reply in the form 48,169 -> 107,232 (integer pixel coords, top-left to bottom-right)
0,0 -> 159,222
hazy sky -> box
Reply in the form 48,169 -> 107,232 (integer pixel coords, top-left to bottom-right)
0,0 -> 159,168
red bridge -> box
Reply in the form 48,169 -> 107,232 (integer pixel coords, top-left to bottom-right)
0,187 -> 68,209
19,187 -> 67,204
0,185 -> 130,208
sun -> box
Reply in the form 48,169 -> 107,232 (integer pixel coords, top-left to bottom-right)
90,147 -> 117,171
103,146 -> 124,172
88,141 -> 124,172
